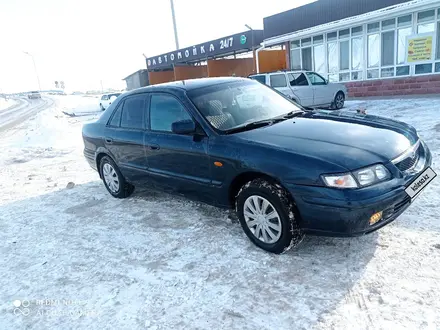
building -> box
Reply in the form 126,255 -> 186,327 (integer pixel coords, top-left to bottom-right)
145,29 -> 288,84
260,0 -> 440,96
123,69 -> 149,91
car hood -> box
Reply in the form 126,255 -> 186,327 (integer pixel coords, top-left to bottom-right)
235,110 -> 418,170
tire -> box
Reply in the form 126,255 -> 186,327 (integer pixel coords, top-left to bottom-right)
235,178 -> 304,254
100,104 -> 105,111
333,91 -> 345,110
99,156 -> 134,198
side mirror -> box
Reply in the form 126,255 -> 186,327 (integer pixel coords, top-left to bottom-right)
325,79 -> 329,84
171,119 -> 197,135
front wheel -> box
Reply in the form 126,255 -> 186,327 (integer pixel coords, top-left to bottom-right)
236,179 -> 304,254
100,104 -> 105,111
99,156 -> 134,198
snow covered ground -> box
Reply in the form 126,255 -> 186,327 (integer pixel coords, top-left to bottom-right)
0,96 -> 439,330
0,98 -> 17,111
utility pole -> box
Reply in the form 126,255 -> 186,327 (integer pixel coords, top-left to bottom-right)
245,24 -> 255,73
170,0 -> 179,50
100,80 -> 104,93
23,51 -> 41,91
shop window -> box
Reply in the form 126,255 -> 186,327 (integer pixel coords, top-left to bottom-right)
381,31 -> 395,66
367,69 -> 379,79
351,26 -> 363,36
418,22 -> 435,33
417,10 -> 435,23
351,71 -> 363,81
381,67 -> 395,78
339,72 -> 350,82
291,40 -> 300,49
313,44 -> 325,73
351,37 -> 362,70
368,22 -> 380,33
437,22 -> 440,60
290,49 -> 301,70
397,27 -> 412,64
382,19 -> 395,30
301,37 -> 312,47
435,62 -> 440,73
313,35 -> 323,44
339,29 -> 350,38
368,34 -> 380,68
398,14 -> 412,27
327,32 -> 337,41
328,73 -> 338,82
396,66 -> 410,76
339,40 -> 349,70
327,42 -> 338,72
301,48 -> 312,70
415,63 -> 433,74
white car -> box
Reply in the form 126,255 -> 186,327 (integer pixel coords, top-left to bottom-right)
249,71 -> 347,109
99,93 -> 121,110
28,91 -> 41,99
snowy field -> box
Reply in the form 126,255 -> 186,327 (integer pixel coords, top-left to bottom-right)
0,98 -> 17,111
0,95 -> 439,330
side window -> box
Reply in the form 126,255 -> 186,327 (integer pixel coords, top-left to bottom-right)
289,73 -> 309,86
109,104 -> 123,127
250,75 -> 266,84
270,74 -> 287,88
120,95 -> 147,130
150,94 -> 191,132
306,72 -> 326,85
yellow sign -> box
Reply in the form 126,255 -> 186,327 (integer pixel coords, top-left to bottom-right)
407,36 -> 433,62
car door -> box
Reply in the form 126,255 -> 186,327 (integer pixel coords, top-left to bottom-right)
287,72 -> 314,107
103,94 -> 149,183
305,72 -> 332,106
144,92 -> 214,203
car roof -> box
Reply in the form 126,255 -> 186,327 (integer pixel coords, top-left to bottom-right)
249,70 -> 308,76
125,77 -> 249,95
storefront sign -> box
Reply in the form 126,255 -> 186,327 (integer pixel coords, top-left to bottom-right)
147,30 -> 263,70
406,34 -> 433,63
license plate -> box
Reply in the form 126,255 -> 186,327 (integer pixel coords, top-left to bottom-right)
405,167 -> 437,199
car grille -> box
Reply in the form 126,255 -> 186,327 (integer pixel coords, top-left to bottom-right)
395,144 -> 420,172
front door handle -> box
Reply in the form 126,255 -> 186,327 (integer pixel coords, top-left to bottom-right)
149,144 -> 160,150
105,137 -> 113,144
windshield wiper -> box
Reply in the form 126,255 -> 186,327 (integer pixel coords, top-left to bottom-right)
280,110 -> 305,119
224,119 -> 276,134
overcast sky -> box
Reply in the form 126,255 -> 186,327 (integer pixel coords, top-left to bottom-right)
0,0 -> 313,93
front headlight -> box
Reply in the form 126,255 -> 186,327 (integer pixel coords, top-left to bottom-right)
352,164 -> 391,187
322,164 -> 391,189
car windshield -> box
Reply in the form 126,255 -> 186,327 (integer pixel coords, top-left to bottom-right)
188,80 -> 302,133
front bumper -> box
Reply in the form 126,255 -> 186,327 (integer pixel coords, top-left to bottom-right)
286,141 -> 433,236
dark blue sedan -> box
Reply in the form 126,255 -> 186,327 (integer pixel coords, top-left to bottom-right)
82,77 -> 435,253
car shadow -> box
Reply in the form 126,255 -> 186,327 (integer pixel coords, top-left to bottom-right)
1,181 -> 377,329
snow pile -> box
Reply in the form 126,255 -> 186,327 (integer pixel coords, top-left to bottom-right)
0,97 -> 439,329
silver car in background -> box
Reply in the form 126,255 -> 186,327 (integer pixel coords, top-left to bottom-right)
249,70 -> 347,109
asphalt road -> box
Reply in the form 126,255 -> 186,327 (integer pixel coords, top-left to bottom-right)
0,97 -> 54,133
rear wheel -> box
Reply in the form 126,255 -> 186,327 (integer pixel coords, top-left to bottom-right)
236,178 -> 304,254
99,156 -> 134,198
333,92 -> 345,109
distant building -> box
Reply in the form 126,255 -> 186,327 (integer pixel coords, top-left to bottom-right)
123,69 -> 149,90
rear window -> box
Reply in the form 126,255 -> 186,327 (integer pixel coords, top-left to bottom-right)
249,75 -> 266,84
270,74 -> 287,88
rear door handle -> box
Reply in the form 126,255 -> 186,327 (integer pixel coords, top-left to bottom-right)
105,137 -> 113,144
149,144 -> 160,150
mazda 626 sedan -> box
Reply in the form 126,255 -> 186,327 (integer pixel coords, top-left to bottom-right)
82,77 -> 435,254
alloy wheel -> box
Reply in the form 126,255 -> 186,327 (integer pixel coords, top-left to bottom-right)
243,195 -> 282,244
102,163 -> 120,193
335,93 -> 344,109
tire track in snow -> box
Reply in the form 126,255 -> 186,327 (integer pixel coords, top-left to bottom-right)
0,97 -> 54,133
